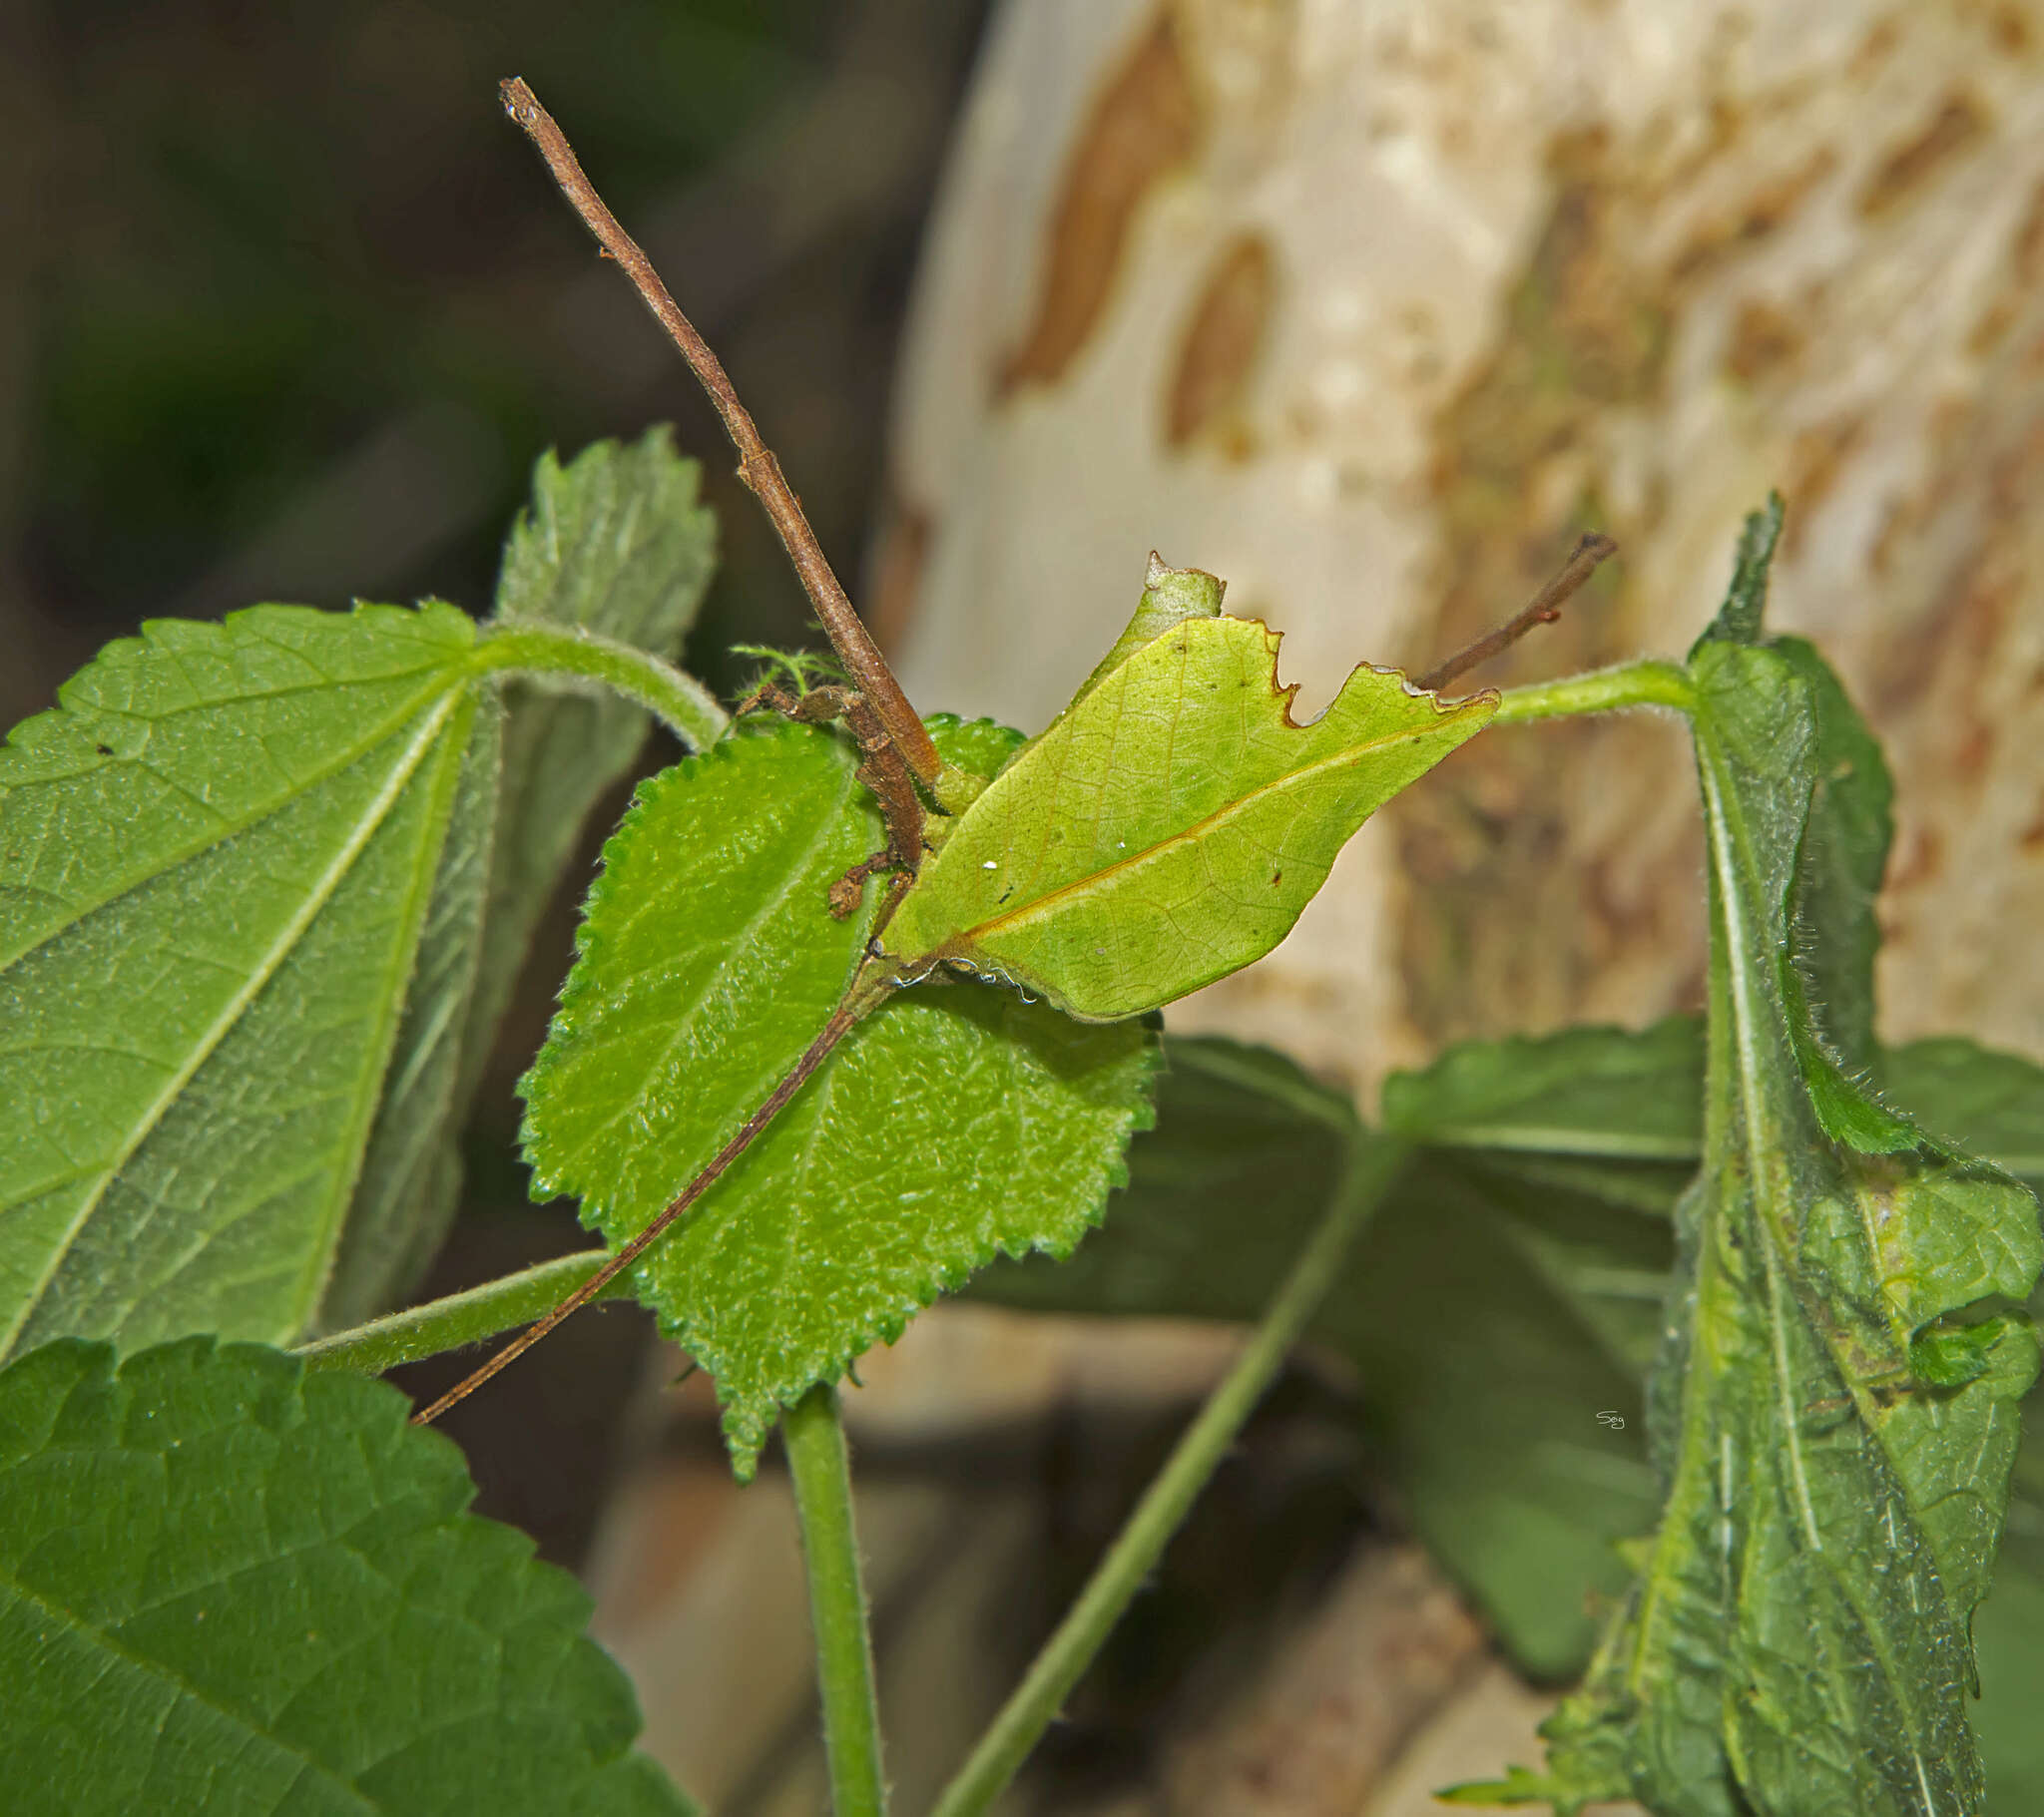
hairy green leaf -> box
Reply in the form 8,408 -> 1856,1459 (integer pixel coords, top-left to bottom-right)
1388,1019 -> 2044,1203
1691,490 -> 1784,652
0,1336 -> 691,1816
882,612 -> 1494,1021
1774,638 -> 1892,1073
0,604 -> 491,1359
1523,624 -> 2042,1816
520,717 -> 1157,1475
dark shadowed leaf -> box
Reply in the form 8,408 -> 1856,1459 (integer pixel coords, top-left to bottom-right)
972,1036 -> 1661,1678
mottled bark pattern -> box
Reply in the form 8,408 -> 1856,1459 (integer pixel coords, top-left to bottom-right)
884,0 -> 2044,1094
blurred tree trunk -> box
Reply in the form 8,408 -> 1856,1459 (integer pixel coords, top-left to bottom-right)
878,0 -> 2044,1097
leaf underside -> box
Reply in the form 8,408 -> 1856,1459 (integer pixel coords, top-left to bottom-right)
0,604 -> 485,1360
320,430 -> 718,1330
519,717 -> 1157,1475
883,614 -> 1495,1021
1512,537 -> 2044,1817
0,1337 -> 691,1816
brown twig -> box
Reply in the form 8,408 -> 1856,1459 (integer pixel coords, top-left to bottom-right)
499,76 -> 942,791
1415,533 -> 1618,693
412,988 -> 879,1427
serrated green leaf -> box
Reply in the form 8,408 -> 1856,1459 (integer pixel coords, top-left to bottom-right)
0,1336 -> 692,1817
988,1014 -> 2042,1690
1975,1412 -> 2044,1814
1389,1019 -> 2044,1202
1382,1016 -> 1705,1164
1532,627 -> 2043,1817
881,614 -> 1494,1021
520,717 -> 1157,1475
0,603 -> 493,1359
926,714 -> 1027,789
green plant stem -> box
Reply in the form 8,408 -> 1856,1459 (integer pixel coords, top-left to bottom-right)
474,620 -> 729,748
294,1250 -> 612,1375
1489,657 -> 1694,724
930,1134 -> 1410,1817
785,1384 -> 888,1817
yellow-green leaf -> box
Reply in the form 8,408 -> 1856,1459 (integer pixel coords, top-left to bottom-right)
883,613 -> 1493,1021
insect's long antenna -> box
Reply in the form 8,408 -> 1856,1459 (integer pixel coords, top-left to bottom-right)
498,76 -> 941,792
1416,533 -> 1617,694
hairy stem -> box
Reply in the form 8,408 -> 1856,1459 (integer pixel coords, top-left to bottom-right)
785,1385 -> 889,1817
475,621 -> 729,749
294,1251 -> 614,1376
498,76 -> 940,792
1417,533 -> 1617,693
1491,657 -> 1695,724
410,978 -> 890,1426
930,1135 -> 1410,1817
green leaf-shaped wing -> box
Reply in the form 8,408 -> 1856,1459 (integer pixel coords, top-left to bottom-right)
882,614 -> 1494,1021
0,1336 -> 692,1816
0,605 -> 487,1359
520,718 -> 1156,1475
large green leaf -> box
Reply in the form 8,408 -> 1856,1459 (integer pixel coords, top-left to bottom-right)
1513,621 -> 2042,1816
0,1336 -> 691,1816
0,604 -> 489,1359
319,433 -> 718,1331
882,610 -> 1494,1021
519,717 -> 1157,1475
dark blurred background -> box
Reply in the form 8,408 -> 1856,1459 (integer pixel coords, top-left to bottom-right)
4,0 -> 989,711
2,0 -> 992,1561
